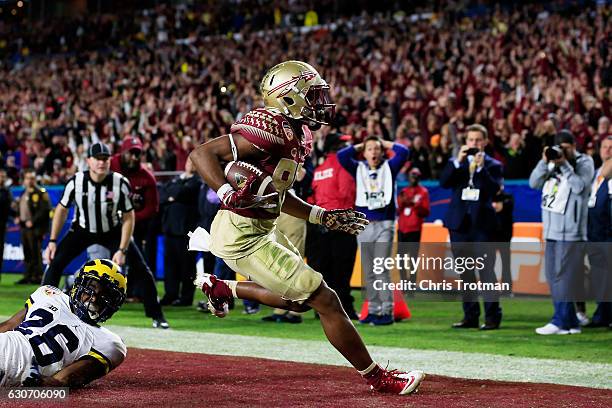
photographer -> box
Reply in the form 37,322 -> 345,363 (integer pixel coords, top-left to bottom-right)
529,130 -> 594,335
440,124 -> 503,330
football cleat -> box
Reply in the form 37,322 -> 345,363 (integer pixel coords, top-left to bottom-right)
366,366 -> 425,395
194,271 -> 232,318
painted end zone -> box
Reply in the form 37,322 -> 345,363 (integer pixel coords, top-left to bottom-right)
3,348 -> 610,408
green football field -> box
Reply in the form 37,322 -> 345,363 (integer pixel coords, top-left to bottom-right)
1,273 -> 610,364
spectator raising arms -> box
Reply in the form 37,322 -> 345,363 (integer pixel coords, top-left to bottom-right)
338,136 -> 409,325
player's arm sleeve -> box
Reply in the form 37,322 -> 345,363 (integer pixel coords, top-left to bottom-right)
230,122 -> 281,157
118,177 -> 134,213
43,358 -> 108,388
44,335 -> 125,388
81,333 -> 127,374
59,177 -> 76,208
28,286 -> 56,306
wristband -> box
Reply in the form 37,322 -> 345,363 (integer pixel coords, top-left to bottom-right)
309,205 -> 325,224
49,239 -> 57,243
119,247 -> 128,255
216,183 -> 234,204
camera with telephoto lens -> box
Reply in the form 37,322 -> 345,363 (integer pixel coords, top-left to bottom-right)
544,145 -> 564,161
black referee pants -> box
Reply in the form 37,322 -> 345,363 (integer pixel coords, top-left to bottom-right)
42,225 -> 163,319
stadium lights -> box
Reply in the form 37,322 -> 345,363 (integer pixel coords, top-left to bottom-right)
17,1 -> 23,8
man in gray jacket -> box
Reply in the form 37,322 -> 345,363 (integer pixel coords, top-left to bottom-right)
529,130 -> 594,335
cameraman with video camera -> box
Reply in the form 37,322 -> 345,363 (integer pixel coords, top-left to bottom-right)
529,130 -> 594,335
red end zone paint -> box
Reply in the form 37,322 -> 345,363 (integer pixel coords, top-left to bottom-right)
3,348 -> 610,408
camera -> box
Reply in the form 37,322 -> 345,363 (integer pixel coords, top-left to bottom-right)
465,147 -> 480,156
545,145 -> 564,161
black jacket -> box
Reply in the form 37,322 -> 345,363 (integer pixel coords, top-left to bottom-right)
439,155 -> 504,233
0,186 -> 13,229
198,183 -> 220,231
492,191 -> 514,242
160,174 -> 201,237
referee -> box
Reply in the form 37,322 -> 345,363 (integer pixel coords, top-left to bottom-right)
42,142 -> 169,329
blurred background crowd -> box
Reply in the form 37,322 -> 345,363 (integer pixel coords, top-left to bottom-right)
0,0 -> 609,186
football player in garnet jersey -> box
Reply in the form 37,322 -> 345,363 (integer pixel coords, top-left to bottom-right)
190,60 -> 424,395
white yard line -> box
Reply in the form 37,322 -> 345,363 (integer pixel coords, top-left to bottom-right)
107,325 -> 612,390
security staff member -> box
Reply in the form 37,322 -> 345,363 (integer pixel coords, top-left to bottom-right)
42,142 -> 168,329
15,169 -> 51,284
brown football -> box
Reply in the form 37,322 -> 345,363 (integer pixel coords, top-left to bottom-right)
224,161 -> 276,196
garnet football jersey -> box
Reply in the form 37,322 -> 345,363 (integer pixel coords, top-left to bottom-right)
228,108 -> 312,219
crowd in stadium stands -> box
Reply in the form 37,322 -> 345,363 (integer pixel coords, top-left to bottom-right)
0,1 -> 609,187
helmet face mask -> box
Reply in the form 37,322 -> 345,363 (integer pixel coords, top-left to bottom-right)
261,60 -> 335,126
302,85 -> 335,125
70,259 -> 127,325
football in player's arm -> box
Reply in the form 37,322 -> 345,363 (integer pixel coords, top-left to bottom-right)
0,259 -> 127,388
191,130 -> 367,233
188,61 -> 425,395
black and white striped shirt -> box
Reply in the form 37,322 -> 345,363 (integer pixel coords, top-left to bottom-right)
59,171 -> 133,233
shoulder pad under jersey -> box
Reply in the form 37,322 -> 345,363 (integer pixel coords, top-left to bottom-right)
231,108 -> 295,151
